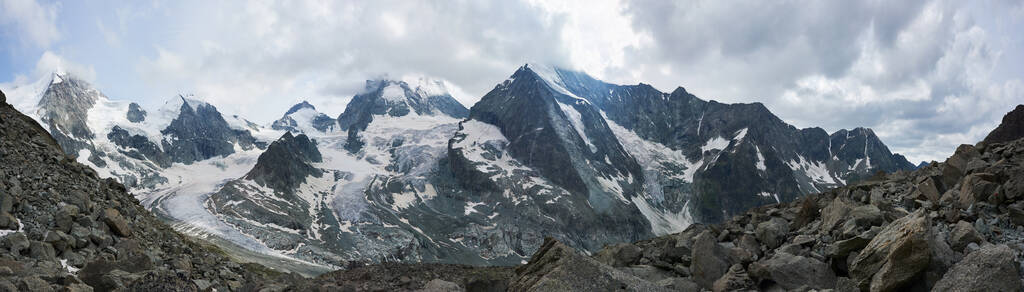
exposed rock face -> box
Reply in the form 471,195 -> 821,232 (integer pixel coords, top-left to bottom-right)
305,103 -> 1024,290
531,66 -> 914,223
0,90 -> 301,291
983,104 -> 1024,144
160,97 -> 262,165
338,79 -> 469,153
126,102 -> 146,123
244,132 -> 323,192
36,72 -> 99,149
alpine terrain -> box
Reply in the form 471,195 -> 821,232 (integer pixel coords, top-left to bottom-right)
2,65 -> 914,270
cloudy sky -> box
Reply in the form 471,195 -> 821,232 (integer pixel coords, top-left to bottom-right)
0,0 -> 1021,163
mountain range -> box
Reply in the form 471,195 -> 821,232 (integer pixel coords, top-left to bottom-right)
0,64 -> 915,269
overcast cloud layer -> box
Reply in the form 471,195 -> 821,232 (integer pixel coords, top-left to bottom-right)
0,0 -> 1021,163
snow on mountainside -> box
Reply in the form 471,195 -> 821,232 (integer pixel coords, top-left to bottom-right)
1,66 -> 915,271
205,78 -> 484,266
532,64 -> 915,222
0,71 -> 308,266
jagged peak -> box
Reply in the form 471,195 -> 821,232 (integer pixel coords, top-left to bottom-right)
284,100 -> 317,116
160,94 -> 212,112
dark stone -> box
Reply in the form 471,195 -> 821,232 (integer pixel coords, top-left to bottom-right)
932,244 -> 1021,291
982,104 -> 1024,144
749,252 -> 836,290
102,208 -> 132,237
849,211 -> 931,291
126,102 -> 146,123
593,243 -> 642,267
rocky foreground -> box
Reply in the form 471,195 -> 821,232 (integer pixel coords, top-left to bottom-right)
3,84 -> 1024,291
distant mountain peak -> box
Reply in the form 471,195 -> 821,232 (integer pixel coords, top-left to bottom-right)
272,100 -> 337,134
284,100 -> 316,116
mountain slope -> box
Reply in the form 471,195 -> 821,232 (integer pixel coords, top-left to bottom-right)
532,65 -> 915,222
296,103 -> 1024,291
0,89 -> 301,291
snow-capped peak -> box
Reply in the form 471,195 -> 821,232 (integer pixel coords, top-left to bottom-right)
521,63 -> 589,103
284,100 -> 317,116
50,70 -> 66,85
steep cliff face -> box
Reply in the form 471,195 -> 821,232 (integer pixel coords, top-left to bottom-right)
532,65 -> 914,222
159,97 -> 263,165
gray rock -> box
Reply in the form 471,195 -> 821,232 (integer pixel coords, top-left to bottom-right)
618,265 -> 675,283
4,232 -> 29,254
102,208 -> 132,237
509,238 -> 668,291
29,241 -> 56,260
958,173 -> 998,208
916,177 -> 943,203
593,243 -> 642,267
755,217 -> 789,249
712,264 -> 754,292
932,244 -> 1021,292
849,211 -> 932,292
690,231 -> 731,289
949,220 -> 984,252
820,197 -> 852,233
18,276 -> 52,292
848,205 -> 883,227
749,251 -> 836,290
419,279 -> 461,292
655,278 -> 700,291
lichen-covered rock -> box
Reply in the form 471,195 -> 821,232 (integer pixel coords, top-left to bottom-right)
932,244 -> 1021,292
711,264 -> 754,292
849,211 -> 932,292
949,220 -> 984,252
750,251 -> 836,290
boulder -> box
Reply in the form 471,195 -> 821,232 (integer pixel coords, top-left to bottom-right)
29,241 -> 56,260
749,251 -> 836,290
618,265 -> 675,283
820,197 -> 852,233
949,221 -> 984,252
508,237 -> 668,291
848,205 -> 883,227
690,231 -> 731,289
420,279 -> 461,292
958,173 -> 998,208
849,211 -> 932,292
755,217 -> 789,249
655,278 -> 700,291
711,264 -> 754,292
916,177 -> 943,203
593,243 -> 642,267
932,244 -> 1021,291
102,208 -> 132,237
827,228 -> 879,259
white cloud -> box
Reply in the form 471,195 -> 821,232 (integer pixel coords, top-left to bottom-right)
1,0 -> 1021,164
0,0 -> 60,48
